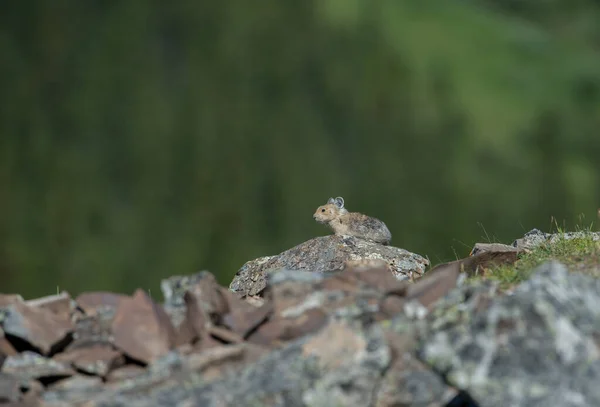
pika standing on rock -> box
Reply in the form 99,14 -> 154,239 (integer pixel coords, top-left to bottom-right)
313,197 -> 392,245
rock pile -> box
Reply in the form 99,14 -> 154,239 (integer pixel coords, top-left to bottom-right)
0,231 -> 599,406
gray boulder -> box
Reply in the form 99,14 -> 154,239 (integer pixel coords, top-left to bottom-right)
229,235 -> 430,297
512,228 -> 600,250
419,261 -> 600,407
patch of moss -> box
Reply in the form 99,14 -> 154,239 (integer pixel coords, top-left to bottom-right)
471,233 -> 600,289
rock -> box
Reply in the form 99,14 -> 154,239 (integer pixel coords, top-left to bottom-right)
243,295 -> 266,307
111,290 -> 177,364
9,228 -> 600,407
21,379 -> 44,405
160,271 -> 217,310
0,298 -> 74,355
49,374 -> 103,391
105,365 -> 145,382
181,274 -> 229,325
0,372 -> 21,403
180,274 -> 251,347
206,325 -> 244,344
227,256 -> 276,297
0,327 -> 18,359
339,259 -> 409,295
66,307 -> 115,351
512,228 -> 600,251
161,271 -> 232,344
405,261 -> 461,312
243,263 -> 435,348
229,235 -> 429,297
222,301 -> 273,338
511,228 -> 549,250
25,292 -> 74,317
375,348 -> 457,407
184,343 -> 267,381
182,289 -> 209,343
42,376 -> 106,406
0,295 -> 24,308
247,308 -> 329,346
85,319 -> 393,407
2,351 -> 74,384
29,260 -> 446,406
419,261 -> 600,407
430,247 -> 518,279
469,242 -> 519,256
53,344 -> 123,377
75,292 -> 128,315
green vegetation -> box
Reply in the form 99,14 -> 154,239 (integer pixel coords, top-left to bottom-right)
1,1 -> 599,297
476,232 -> 600,289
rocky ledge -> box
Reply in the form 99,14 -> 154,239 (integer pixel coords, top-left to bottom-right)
0,231 -> 599,406
229,235 -> 430,297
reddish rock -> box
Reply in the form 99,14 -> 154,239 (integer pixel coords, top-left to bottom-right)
1,300 -> 74,355
0,295 -> 24,308
433,244 -> 519,278
270,280 -> 316,315
222,301 -> 273,338
244,295 -> 266,307
301,321 -> 367,370
470,242 -> 519,256
185,345 -> 245,372
278,308 -> 329,341
207,326 -> 244,344
349,265 -> 409,295
380,295 -> 406,318
174,317 -> 196,347
105,365 -> 145,382
190,276 -> 230,321
219,286 -> 251,315
183,288 -> 210,341
0,328 -> 18,358
20,378 -> 43,405
247,308 -> 328,346
25,291 -> 73,317
186,344 -> 267,381
405,261 -> 460,310
54,344 -> 123,377
0,372 -> 20,403
319,272 -> 363,294
111,289 -> 176,364
246,321 -> 286,346
75,292 -> 128,315
197,334 -> 226,351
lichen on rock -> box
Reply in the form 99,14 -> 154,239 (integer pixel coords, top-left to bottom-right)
229,235 -> 429,297
419,260 -> 600,407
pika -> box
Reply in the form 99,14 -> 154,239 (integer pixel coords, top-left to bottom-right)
313,197 -> 392,245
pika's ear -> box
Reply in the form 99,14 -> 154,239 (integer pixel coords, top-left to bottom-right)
327,197 -> 335,204
334,197 -> 344,208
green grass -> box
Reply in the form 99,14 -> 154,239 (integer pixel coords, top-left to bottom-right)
472,230 -> 600,289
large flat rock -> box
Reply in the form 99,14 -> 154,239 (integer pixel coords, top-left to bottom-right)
229,235 -> 430,297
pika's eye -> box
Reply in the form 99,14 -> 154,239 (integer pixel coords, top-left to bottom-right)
321,209 -> 326,212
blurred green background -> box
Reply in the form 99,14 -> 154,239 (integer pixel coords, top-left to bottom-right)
1,1 -> 599,298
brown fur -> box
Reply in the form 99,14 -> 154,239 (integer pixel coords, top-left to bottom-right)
313,198 -> 392,245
